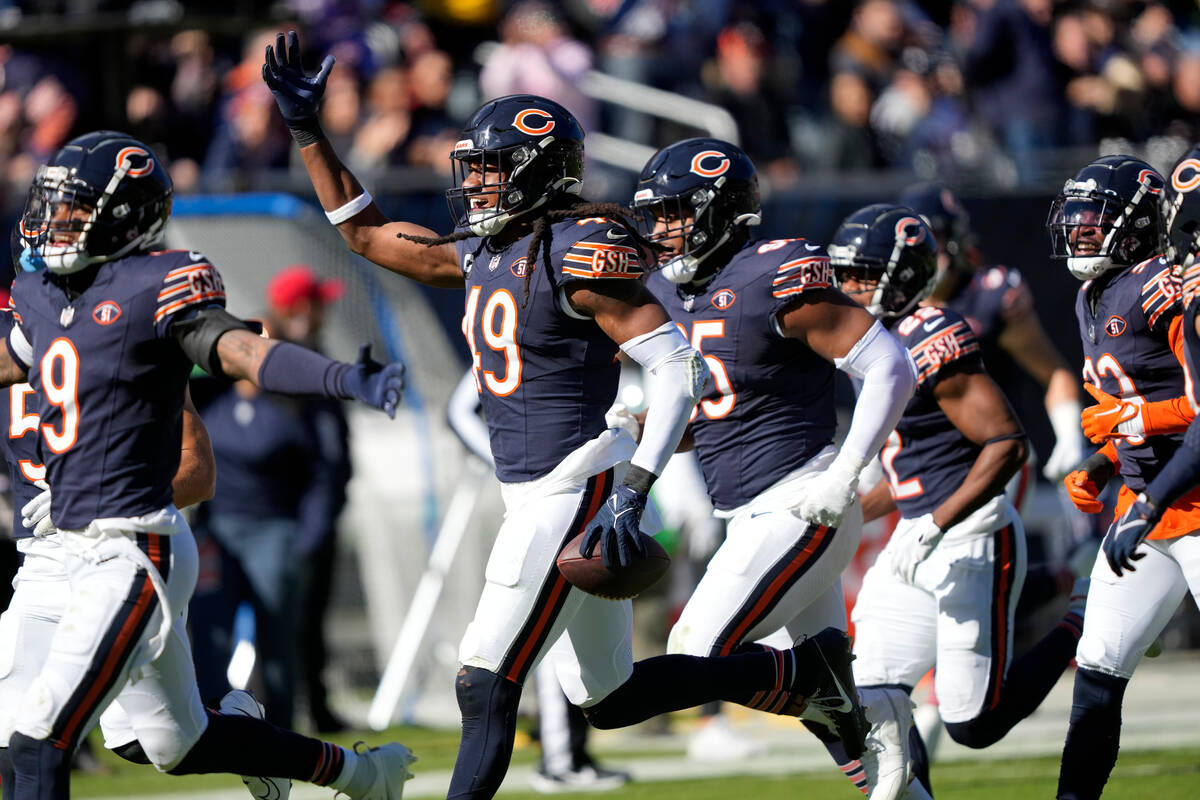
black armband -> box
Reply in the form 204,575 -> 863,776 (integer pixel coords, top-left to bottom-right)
622,464 -> 657,495
172,308 -> 257,378
288,117 -> 325,148
982,431 -> 1027,448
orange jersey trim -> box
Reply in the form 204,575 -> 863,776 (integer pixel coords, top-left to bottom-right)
1115,483 -> 1200,541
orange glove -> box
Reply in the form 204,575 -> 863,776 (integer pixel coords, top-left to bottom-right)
1064,470 -> 1104,513
1081,383 -> 1141,443
1063,441 -> 1120,514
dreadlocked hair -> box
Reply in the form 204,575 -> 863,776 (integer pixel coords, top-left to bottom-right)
519,197 -> 664,307
395,197 -> 665,308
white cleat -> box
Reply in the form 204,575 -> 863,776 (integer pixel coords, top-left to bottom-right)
348,741 -> 417,800
218,690 -> 292,800
857,687 -> 914,800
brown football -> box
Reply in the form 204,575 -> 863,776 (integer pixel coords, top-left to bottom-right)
556,531 -> 671,600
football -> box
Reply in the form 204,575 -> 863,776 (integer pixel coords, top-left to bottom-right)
556,532 -> 671,600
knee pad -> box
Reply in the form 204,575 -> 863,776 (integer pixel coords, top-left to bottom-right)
455,666 -> 520,721
110,740 -> 151,765
1070,668 -> 1127,723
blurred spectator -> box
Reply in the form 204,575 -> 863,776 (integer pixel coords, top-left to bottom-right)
190,265 -> 352,730
405,48 -> 459,171
479,1 -> 596,132
350,65 -> 412,171
704,22 -> 798,185
825,70 -> 885,171
962,0 -> 1064,182
831,0 -> 905,93
320,62 -> 364,152
1054,7 -> 1146,142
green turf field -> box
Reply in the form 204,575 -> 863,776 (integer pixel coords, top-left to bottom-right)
64,723 -> 1200,799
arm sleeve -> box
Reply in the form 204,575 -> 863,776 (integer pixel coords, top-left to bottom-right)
446,370 -> 495,468
6,321 -> 31,372
619,322 -> 709,478
834,320 -> 917,471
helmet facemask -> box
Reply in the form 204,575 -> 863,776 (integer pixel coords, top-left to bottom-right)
633,179 -> 760,285
447,137 -> 582,237
19,159 -> 168,275
829,215 -> 936,320
1048,176 -> 1164,281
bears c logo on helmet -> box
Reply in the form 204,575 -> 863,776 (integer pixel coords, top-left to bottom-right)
513,109 -> 555,135
1173,159 -> 1200,194
115,146 -> 155,177
894,216 -> 926,246
690,150 -> 730,177
1137,169 -> 1164,195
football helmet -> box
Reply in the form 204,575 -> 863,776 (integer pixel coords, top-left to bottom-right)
446,94 -> 584,237
17,131 -> 172,274
827,203 -> 937,320
1164,144 -> 1200,272
898,182 -> 973,271
1047,155 -> 1166,281
631,137 -> 760,285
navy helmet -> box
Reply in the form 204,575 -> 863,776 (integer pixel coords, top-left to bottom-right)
631,137 -> 760,284
17,131 -> 171,274
828,203 -> 937,320
1164,145 -> 1200,272
446,94 -> 584,237
1047,155 -> 1166,280
898,182 -> 973,271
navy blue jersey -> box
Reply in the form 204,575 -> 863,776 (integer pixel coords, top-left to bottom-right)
884,306 -> 984,517
646,238 -> 837,511
945,265 -> 1032,347
1076,256 -> 1184,492
455,217 -> 643,482
0,310 -> 45,538
8,250 -> 226,530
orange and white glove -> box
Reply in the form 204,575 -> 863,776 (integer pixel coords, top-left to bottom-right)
1063,441 -> 1120,514
1081,383 -> 1142,443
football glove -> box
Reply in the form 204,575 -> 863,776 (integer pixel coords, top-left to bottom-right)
22,480 -> 54,538
1043,400 -> 1086,480
1081,383 -> 1142,443
792,459 -> 860,528
341,345 -> 406,418
1063,446 -> 1118,514
890,512 -> 945,584
262,30 -> 334,127
581,484 -> 650,569
1103,493 -> 1161,576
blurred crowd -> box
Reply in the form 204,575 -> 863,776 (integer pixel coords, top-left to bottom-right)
0,0 -> 1199,207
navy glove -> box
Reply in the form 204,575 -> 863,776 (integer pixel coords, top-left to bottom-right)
1103,494 -> 1160,576
341,345 -> 405,418
262,30 -> 334,138
581,484 -> 649,569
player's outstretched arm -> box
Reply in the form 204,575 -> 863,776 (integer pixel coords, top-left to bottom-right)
174,312 -> 405,417
998,302 -> 1084,478
780,290 -> 917,527
173,386 -> 216,509
263,31 -> 462,288
932,369 -> 1029,529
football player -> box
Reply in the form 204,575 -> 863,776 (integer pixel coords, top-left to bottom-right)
827,204 -> 1088,799
630,140 -> 916,791
265,31 -> 872,800
0,130 -> 412,799
0,351 -> 290,800
899,183 -> 1086,486
1047,156 -> 1199,799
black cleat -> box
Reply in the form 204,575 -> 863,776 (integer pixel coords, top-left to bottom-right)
793,627 -> 869,760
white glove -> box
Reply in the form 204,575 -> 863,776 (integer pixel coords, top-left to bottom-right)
792,459 -> 861,528
1043,400 -> 1086,480
605,401 -> 642,442
21,480 -> 54,538
890,512 -> 945,583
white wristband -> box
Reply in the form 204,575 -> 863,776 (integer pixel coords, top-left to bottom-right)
325,191 -> 372,224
